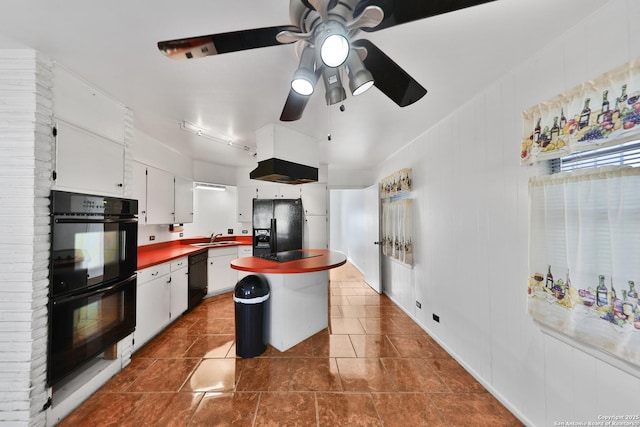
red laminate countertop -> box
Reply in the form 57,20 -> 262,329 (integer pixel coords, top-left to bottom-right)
230,249 -> 347,274
137,236 -> 251,270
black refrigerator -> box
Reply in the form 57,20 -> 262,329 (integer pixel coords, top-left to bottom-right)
252,198 -> 303,256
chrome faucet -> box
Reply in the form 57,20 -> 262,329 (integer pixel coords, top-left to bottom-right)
210,233 -> 223,243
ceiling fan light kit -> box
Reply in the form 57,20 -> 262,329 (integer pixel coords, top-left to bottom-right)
291,45 -> 317,95
316,21 -> 350,68
346,49 -> 374,95
158,0 -> 496,121
322,68 -> 347,105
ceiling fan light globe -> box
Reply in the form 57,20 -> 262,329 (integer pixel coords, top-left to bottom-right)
326,85 -> 347,105
292,78 -> 314,96
291,54 -> 316,96
320,34 -> 349,67
350,70 -> 374,96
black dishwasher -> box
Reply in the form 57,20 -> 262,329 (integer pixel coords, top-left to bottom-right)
188,251 -> 208,309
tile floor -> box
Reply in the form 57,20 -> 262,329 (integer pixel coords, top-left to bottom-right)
59,263 -> 523,426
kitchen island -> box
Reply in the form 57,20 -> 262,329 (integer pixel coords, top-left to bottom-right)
230,249 -> 347,352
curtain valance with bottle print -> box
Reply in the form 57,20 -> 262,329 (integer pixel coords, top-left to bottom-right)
380,168 -> 412,198
520,60 -> 640,165
527,166 -> 640,368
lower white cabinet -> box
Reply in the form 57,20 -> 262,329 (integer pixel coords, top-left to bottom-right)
134,263 -> 171,352
237,245 -> 253,281
170,257 -> 189,320
207,247 -> 238,296
134,257 -> 189,352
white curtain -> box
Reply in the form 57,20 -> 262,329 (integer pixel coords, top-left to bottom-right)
382,198 -> 413,265
527,166 -> 640,367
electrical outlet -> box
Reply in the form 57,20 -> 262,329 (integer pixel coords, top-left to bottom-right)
227,228 -> 233,234
149,235 -> 155,241
416,301 -> 421,309
179,232 -> 184,237
242,229 -> 248,234
432,314 -> 440,323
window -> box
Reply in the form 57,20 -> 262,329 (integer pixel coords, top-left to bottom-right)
551,140 -> 640,173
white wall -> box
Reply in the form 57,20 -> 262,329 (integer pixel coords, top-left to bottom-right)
193,159 -> 237,186
182,186 -> 246,238
375,1 -> 640,426
329,189 -> 366,273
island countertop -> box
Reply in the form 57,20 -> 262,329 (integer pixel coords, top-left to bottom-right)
230,249 -> 347,274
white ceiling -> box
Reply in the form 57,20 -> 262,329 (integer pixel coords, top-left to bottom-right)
0,0 -> 606,171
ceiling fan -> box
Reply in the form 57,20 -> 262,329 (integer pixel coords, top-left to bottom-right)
158,0 -> 497,121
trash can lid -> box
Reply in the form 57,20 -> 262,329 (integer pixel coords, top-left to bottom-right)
234,274 -> 270,299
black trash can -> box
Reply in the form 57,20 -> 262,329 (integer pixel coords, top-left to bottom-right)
234,274 -> 270,358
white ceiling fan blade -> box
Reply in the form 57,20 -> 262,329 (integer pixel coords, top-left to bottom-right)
308,0 -> 329,21
276,30 -> 312,44
346,5 -> 384,31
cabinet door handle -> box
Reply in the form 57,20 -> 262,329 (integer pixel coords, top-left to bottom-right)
151,272 -> 159,276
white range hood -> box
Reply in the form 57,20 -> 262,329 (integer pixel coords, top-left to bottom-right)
250,124 -> 319,185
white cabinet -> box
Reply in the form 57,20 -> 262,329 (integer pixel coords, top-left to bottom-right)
174,176 -> 194,224
53,120 -> 125,196
257,184 -> 301,199
134,162 -> 193,225
301,183 -> 327,216
170,258 -> 189,320
207,247 -> 238,295
304,215 -> 328,249
237,186 -> 257,223
146,167 -> 175,225
133,162 -> 148,221
236,245 -> 253,281
134,258 -> 189,353
134,263 -> 171,352
53,66 -> 126,144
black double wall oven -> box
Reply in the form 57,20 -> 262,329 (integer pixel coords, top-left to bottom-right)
48,191 -> 138,386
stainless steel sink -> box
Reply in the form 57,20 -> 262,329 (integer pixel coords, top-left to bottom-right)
191,241 -> 236,247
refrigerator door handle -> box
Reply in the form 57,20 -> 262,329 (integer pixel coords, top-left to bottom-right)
270,218 -> 277,253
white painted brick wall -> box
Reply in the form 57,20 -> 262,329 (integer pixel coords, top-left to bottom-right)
123,108 -> 134,199
0,50 -> 53,427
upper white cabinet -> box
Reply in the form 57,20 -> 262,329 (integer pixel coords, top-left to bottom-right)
257,184 -> 301,199
53,120 -> 125,197
174,175 -> 194,224
52,67 -> 129,197
301,183 -> 327,216
134,161 -> 193,225
146,167 -> 175,225
133,161 -> 148,220
237,183 -> 325,223
53,66 -> 125,144
237,186 -> 256,223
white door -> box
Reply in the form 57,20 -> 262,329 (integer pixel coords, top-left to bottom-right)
364,184 -> 381,293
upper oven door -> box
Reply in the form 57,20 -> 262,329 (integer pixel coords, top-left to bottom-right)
51,215 -> 138,296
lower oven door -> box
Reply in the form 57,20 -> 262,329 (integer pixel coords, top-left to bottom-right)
47,274 -> 136,386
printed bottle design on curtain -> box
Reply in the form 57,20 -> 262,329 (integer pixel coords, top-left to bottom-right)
381,198 -> 413,265
527,166 -> 640,368
521,60 -> 640,165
